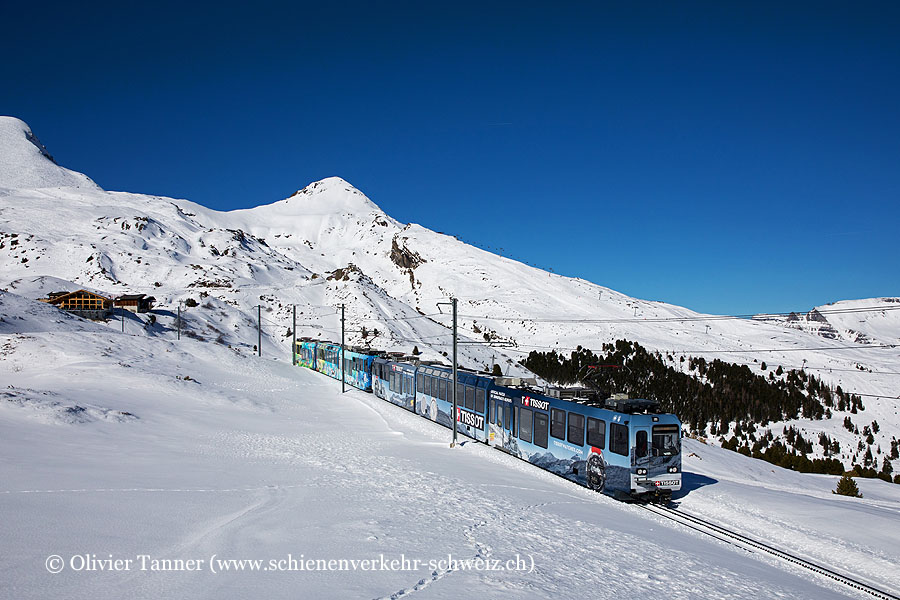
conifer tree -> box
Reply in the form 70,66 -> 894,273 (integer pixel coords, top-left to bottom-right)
833,474 -> 862,498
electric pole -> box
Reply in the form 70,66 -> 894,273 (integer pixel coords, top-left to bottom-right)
451,296 -> 458,448
292,304 -> 297,366
177,301 -> 181,341
341,304 -> 346,394
436,297 -> 460,448
121,307 -> 125,333
257,305 -> 262,357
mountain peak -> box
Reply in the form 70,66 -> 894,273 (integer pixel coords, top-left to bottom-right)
0,116 -> 100,190
283,176 -> 383,215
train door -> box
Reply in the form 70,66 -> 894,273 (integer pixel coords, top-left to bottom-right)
488,398 -> 498,446
635,426 -> 650,474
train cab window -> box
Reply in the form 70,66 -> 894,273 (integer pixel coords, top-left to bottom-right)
587,418 -> 606,448
636,430 -> 648,458
550,408 -> 566,440
610,423 -> 629,456
533,413 -> 549,448
519,408 -> 533,443
465,386 -> 475,411
652,425 -> 681,457
417,374 -> 424,394
475,389 -> 485,414
567,413 -> 585,446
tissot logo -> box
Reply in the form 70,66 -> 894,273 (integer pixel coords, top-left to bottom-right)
456,407 -> 485,429
523,396 -> 549,411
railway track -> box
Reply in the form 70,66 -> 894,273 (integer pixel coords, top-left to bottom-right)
640,503 -> 899,600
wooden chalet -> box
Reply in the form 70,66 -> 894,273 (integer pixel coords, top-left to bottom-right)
114,293 -> 156,313
40,289 -> 113,319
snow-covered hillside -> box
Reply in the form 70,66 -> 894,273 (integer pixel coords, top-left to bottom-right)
1,290 -> 898,599
759,298 -> 900,346
0,116 -> 898,470
0,117 -> 99,190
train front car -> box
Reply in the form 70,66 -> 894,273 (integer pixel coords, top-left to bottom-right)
487,385 -> 682,501
626,411 -> 682,501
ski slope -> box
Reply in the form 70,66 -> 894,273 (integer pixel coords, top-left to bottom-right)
2,290 -> 898,599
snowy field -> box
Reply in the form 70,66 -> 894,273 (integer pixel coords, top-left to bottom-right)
2,294 -> 899,599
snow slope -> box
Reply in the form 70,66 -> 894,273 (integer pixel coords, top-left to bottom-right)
0,117 -> 99,190
2,290 -> 898,599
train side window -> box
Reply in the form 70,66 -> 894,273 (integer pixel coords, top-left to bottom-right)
636,430 -> 648,458
512,406 -> 518,437
440,379 -> 448,402
533,413 -> 549,448
475,389 -> 485,414
465,386 -> 475,411
610,423 -> 629,456
550,408 -> 566,440
567,413 -> 585,446
587,418 -> 606,448
417,374 -> 424,394
503,405 -> 511,430
519,408 -> 533,443
489,399 -> 496,424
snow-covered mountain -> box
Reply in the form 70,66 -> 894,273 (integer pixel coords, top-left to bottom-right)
758,298 -> 900,346
1,116 -> 898,470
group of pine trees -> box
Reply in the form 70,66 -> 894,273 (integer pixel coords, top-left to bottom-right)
521,339 -> 897,484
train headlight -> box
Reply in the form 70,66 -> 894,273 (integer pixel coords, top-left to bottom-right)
668,466 -> 679,473
636,468 -> 647,475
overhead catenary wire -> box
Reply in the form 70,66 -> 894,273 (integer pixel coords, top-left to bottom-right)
454,304 -> 900,325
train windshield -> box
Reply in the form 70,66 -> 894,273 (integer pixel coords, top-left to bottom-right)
652,425 -> 680,457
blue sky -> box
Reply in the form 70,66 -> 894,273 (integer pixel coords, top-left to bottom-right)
3,1 -> 898,315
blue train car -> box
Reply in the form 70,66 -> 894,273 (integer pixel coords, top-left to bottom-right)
342,347 -> 377,392
488,386 -> 681,499
295,338 -> 317,370
372,356 -> 417,412
316,342 -> 343,380
415,364 -> 491,442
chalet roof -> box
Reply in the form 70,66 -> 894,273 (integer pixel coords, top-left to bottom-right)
116,294 -> 147,301
44,289 -> 112,304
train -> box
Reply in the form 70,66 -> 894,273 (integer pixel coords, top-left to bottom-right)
295,338 -> 682,501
